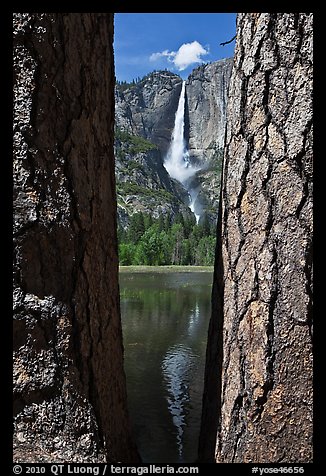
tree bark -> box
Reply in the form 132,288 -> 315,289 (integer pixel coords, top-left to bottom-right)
13,13 -> 139,463
199,13 -> 313,463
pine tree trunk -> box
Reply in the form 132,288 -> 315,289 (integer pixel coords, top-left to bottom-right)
199,13 -> 313,463
13,13 -> 139,463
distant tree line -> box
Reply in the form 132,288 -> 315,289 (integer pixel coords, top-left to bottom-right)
118,212 -> 216,266
116,78 -> 142,91
116,69 -> 170,92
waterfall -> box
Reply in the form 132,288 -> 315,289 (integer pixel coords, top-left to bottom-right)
164,81 -> 201,223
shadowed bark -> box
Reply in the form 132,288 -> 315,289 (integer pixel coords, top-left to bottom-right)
13,13 -> 139,463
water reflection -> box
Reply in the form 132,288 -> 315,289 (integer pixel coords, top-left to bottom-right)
162,344 -> 196,459
120,270 -> 213,463
188,302 -> 200,337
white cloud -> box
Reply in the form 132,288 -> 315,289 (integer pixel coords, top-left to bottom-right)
173,41 -> 209,70
150,41 -> 209,71
149,50 -> 175,62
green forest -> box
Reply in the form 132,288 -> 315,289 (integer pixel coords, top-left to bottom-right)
118,212 -> 216,266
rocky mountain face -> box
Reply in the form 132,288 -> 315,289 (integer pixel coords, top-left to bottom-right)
184,59 -> 233,220
115,60 -> 232,225
186,59 -> 233,164
13,13 -> 138,463
115,71 -> 182,156
199,13 -> 313,463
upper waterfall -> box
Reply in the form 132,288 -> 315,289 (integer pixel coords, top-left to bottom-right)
164,81 -> 199,185
164,81 -> 200,222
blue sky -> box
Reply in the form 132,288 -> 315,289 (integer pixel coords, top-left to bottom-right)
114,13 -> 237,82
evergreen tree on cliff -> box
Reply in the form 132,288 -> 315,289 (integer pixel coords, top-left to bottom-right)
199,13 -> 313,463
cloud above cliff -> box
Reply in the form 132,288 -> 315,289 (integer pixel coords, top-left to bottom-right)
150,41 -> 209,71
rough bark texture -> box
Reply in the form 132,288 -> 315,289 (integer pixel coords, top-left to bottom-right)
199,13 -> 313,463
13,13 -> 138,463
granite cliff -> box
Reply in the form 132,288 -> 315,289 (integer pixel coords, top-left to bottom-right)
115,59 -> 233,225
116,71 -> 182,157
186,59 -> 232,164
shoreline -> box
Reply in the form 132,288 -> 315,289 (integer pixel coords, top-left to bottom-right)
119,265 -> 214,273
